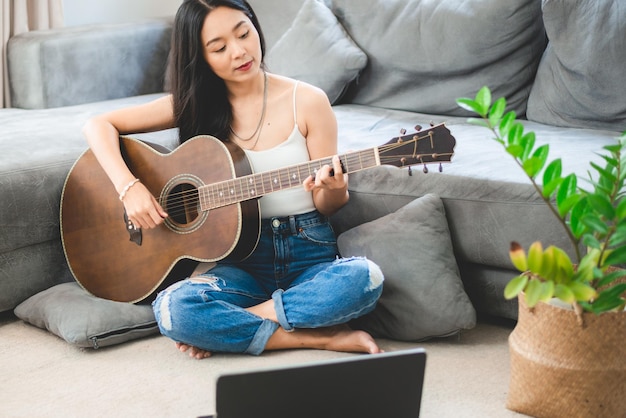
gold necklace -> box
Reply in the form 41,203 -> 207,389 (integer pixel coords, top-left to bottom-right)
230,71 -> 268,147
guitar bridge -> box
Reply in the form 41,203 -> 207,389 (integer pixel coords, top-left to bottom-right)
123,210 -> 142,246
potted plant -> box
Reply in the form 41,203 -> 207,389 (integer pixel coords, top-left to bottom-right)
457,86 -> 626,418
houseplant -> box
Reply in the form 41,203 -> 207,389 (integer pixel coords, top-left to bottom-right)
457,86 -> 626,418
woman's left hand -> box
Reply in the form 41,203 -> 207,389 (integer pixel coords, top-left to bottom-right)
303,155 -> 347,192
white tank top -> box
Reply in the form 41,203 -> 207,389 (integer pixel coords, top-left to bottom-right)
243,82 -> 316,218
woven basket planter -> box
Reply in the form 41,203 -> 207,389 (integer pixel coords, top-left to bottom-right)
507,294 -> 626,417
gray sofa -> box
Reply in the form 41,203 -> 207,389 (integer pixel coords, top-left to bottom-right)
2,0 -> 625,342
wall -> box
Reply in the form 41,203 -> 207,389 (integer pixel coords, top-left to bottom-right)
63,0 -> 182,26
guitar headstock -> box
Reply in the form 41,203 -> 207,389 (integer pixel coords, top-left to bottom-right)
379,123 -> 456,173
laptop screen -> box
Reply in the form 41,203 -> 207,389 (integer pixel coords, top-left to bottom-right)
210,348 -> 426,418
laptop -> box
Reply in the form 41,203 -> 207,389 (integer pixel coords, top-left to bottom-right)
202,348 -> 426,418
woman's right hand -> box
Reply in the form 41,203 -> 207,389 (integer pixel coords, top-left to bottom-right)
83,95 -> 176,230
120,181 -> 168,229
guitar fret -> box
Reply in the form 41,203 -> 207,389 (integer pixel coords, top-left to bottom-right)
236,177 -> 246,202
246,176 -> 254,198
226,179 -> 235,205
271,170 -> 282,191
276,168 -> 285,189
286,166 -> 297,188
267,172 -> 273,190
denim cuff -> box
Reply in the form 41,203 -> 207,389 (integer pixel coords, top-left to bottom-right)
245,319 -> 279,356
272,289 -> 294,332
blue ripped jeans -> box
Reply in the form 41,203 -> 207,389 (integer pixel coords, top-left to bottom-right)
152,210 -> 384,355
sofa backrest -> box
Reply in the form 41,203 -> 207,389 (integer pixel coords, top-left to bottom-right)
251,0 -> 547,117
8,19 -> 172,109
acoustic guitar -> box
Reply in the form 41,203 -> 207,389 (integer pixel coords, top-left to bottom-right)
60,124 -> 456,303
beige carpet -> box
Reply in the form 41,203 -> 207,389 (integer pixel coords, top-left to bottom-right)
0,311 -> 527,417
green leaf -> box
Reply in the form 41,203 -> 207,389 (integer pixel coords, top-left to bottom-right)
596,269 -> 626,287
509,241 -> 528,272
504,275 -> 528,300
542,159 -> 562,188
506,144 -> 524,159
569,198 -> 589,238
556,174 -> 577,216
615,197 -> 626,219
574,251 -> 598,282
522,144 -> 549,178
457,98 -> 484,117
499,111 -> 516,138
588,284 -> 626,313
589,161 -> 617,184
539,281 -> 555,302
466,117 -> 490,129
532,143 -> 550,162
526,241 -> 544,273
602,143 -> 622,154
603,245 -> 626,266
554,284 -> 576,304
489,97 -> 506,128
506,123 -> 524,147
581,213 -> 610,235
542,178 -> 563,199
569,281 -> 597,302
558,194 -> 582,219
525,279 -> 543,307
582,234 -> 602,250
587,194 -> 616,220
608,226 -> 626,247
520,132 -> 536,160
523,157 -> 544,178
475,86 -> 492,116
600,154 -> 619,169
551,246 -> 575,283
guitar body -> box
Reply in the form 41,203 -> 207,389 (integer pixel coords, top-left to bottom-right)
60,135 -> 260,303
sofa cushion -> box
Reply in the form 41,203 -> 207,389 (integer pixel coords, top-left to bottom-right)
338,194 -> 476,341
265,0 -> 367,104
14,282 -> 159,348
327,0 -> 546,115
526,0 -> 626,131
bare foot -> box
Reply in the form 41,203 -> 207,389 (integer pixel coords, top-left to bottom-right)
266,324 -> 383,354
322,325 -> 383,354
172,325 -> 381,358
175,342 -> 212,360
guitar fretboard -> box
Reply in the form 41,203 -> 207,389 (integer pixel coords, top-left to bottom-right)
198,148 -> 380,211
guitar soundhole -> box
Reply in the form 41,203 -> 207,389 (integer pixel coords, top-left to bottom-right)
161,176 -> 207,233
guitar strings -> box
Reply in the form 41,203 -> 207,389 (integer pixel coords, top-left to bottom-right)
160,158 -> 453,218
155,139 -> 452,219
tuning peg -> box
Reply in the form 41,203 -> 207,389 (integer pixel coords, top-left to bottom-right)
400,128 -> 407,135
439,163 -> 443,172
407,166 -> 413,176
423,164 -> 429,174
414,125 -> 422,132
429,121 -> 435,127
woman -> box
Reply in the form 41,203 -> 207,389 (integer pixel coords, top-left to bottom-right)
83,0 -> 384,358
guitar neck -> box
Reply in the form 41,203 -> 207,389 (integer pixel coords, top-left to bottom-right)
198,148 -> 380,211
197,123 -> 455,212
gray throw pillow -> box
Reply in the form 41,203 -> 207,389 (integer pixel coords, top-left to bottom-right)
14,282 -> 159,349
526,0 -> 626,131
338,194 -> 476,341
327,0 -> 546,116
265,0 -> 367,104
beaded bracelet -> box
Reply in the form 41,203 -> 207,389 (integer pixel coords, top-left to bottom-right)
118,178 -> 140,201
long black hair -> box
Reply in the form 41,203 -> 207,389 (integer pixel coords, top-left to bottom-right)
169,0 -> 266,143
